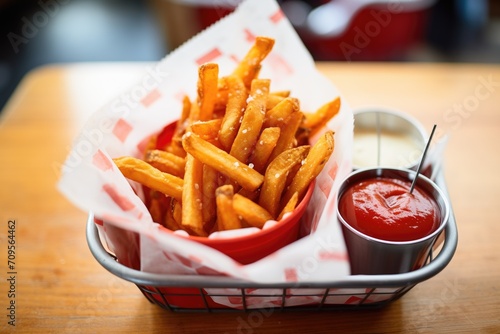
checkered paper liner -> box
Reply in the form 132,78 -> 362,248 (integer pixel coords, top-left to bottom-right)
58,0 -> 354,309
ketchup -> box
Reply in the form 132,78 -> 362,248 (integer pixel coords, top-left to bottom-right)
339,177 -> 440,242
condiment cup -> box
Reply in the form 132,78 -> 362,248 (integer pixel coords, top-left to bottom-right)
353,108 -> 427,170
337,167 -> 449,275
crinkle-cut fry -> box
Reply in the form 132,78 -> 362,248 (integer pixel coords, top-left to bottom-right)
113,156 -> 183,201
303,97 -> 341,136
249,126 -> 280,174
190,119 -> 222,142
195,63 -> 219,122
282,131 -> 335,207
233,194 -> 273,229
215,185 -> 242,231
144,149 -> 185,178
258,146 -> 310,218
218,75 -> 247,152
202,164 -> 218,233
182,132 -> 264,191
181,154 -> 206,236
268,110 -> 304,162
263,97 -> 300,128
277,191 -> 299,221
229,78 -> 270,163
233,36 -> 275,88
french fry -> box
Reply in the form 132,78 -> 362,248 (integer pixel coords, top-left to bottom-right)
171,198 -> 183,228
268,110 -> 304,162
303,97 -> 341,137
266,94 -> 285,110
249,126 -> 280,174
112,36 -> 341,238
181,154 -> 206,236
168,95 -> 191,157
113,156 -> 183,201
195,63 -> 219,122
218,75 -> 247,151
202,164 -> 218,233
233,36 -> 275,88
164,197 -> 182,231
230,78 -> 270,163
190,119 -> 223,142
258,146 -> 310,218
263,97 -> 300,128
277,192 -> 299,221
145,149 -> 185,178
271,90 -> 290,98
282,131 -> 335,207
182,132 -> 264,191
215,185 -> 242,231
149,190 -> 167,224
233,193 -> 273,228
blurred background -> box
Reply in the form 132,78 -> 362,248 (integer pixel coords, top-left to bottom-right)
0,0 -> 499,112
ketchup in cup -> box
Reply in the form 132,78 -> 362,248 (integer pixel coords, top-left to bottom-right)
337,168 -> 449,275
339,177 -> 441,242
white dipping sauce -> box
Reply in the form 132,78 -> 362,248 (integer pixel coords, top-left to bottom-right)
353,129 -> 423,168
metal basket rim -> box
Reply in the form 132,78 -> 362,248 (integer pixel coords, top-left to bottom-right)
86,172 -> 458,289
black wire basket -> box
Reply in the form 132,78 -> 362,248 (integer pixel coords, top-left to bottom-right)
86,172 -> 457,312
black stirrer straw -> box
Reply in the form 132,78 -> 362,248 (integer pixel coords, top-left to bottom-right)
409,124 -> 437,194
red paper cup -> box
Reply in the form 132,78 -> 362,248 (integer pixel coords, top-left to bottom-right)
160,180 -> 314,265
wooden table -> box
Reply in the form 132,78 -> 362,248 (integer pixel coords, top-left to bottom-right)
1,62 -> 499,333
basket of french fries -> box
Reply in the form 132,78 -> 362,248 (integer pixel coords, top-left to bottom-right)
61,0 -> 457,311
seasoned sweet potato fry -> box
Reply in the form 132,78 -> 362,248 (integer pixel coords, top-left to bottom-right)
190,119 -> 223,142
268,110 -> 304,162
113,156 -> 183,201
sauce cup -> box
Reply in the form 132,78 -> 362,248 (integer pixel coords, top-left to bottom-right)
337,167 -> 449,275
353,108 -> 427,170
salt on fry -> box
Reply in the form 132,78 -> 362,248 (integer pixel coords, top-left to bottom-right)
258,146 -> 310,218
215,184 -> 241,231
233,193 -> 273,229
229,78 -> 270,163
232,36 -> 275,88
113,156 -> 183,201
181,154 -> 206,236
282,131 -> 335,207
182,132 -> 264,191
